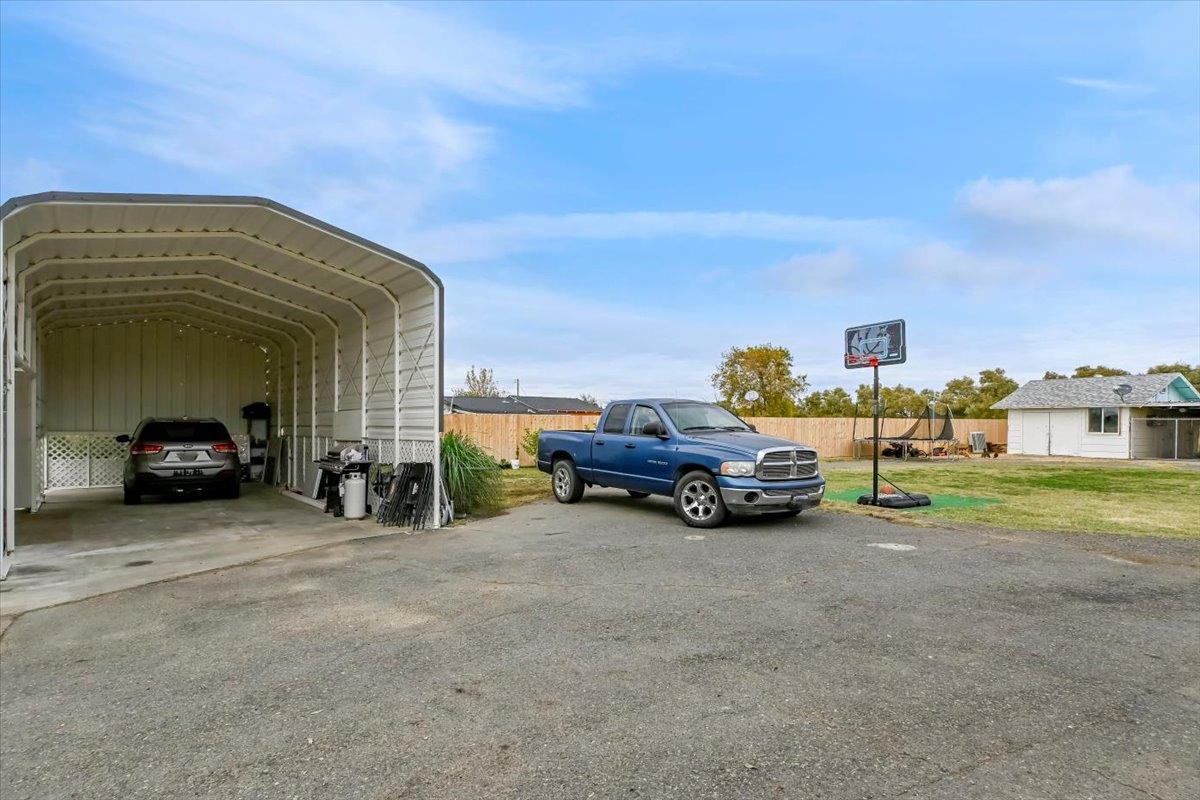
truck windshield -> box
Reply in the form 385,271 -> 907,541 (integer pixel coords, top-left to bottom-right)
661,402 -> 751,432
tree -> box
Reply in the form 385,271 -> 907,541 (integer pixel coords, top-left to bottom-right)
925,369 -> 1017,419
939,375 -> 978,417
711,344 -> 808,416
855,383 -> 937,418
578,393 -> 600,408
454,366 -> 501,397
1042,371 -> 1067,380
796,387 -> 855,417
971,368 -> 1018,418
1147,362 -> 1200,388
1072,365 -> 1129,378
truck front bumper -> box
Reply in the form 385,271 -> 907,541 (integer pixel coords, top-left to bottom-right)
716,475 -> 825,515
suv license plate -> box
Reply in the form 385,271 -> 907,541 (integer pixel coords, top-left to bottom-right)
173,468 -> 203,477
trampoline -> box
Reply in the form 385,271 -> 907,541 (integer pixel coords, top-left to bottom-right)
853,403 -> 959,459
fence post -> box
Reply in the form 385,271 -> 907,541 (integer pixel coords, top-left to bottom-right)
1175,420 -> 1179,460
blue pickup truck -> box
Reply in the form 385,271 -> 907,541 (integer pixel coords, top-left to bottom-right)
537,399 -> 825,528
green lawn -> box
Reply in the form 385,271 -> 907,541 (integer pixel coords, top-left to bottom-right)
497,466 -> 552,511
821,459 -> 1200,539
499,460 -> 1200,539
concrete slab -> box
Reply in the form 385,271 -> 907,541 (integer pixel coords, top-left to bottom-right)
1,492 -> 1197,799
0,484 -> 391,617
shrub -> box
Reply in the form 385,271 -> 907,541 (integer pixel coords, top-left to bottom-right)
440,431 -> 502,514
520,428 -> 542,459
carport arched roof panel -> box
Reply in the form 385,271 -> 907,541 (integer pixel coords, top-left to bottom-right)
35,295 -> 307,350
1,192 -> 442,296
19,253 -> 368,323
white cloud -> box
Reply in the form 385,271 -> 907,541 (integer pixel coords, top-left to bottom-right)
409,212 -> 908,262
760,249 -> 860,294
1059,77 -> 1152,94
899,241 -> 1044,287
958,166 -> 1200,251
0,158 -> 66,198
14,0 -> 635,215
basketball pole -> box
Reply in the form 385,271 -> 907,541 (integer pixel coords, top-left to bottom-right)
870,355 -> 880,503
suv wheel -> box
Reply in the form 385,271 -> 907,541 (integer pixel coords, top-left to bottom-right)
673,470 -> 727,528
551,459 -> 585,504
123,486 -> 141,505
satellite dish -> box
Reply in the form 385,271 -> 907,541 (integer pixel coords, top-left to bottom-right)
745,390 -> 761,402
1114,383 -> 1133,401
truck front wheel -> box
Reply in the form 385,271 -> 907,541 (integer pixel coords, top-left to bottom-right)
673,470 -> 728,528
552,459 -> 585,504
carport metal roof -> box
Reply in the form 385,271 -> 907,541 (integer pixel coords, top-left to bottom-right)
2,192 -> 445,577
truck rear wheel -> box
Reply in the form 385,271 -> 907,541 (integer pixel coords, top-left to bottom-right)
552,459 -> 585,504
673,470 -> 727,528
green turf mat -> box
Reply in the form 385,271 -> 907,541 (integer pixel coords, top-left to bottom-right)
824,487 -> 1002,510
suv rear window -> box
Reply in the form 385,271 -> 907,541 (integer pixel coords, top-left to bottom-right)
139,421 -> 231,442
603,404 -> 631,434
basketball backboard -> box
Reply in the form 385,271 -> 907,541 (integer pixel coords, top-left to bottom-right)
844,319 -> 906,368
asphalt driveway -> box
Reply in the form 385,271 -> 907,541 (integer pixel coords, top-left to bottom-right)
2,489 -> 1197,799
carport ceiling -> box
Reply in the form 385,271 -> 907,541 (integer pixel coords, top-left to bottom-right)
2,192 -> 443,435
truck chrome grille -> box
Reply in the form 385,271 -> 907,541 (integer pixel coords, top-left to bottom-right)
756,448 -> 818,480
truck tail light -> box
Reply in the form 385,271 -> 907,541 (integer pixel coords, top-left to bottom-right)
131,443 -> 163,455
211,442 -> 239,454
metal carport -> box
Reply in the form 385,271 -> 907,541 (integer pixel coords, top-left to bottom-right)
1,192 -> 443,579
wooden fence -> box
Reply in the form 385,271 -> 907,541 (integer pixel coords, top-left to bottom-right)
444,413 -> 1008,466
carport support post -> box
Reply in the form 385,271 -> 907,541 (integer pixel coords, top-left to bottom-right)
2,248 -> 14,576
871,357 -> 880,504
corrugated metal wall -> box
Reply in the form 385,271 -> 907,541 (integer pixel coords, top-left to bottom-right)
42,321 -> 269,434
359,274 -> 438,442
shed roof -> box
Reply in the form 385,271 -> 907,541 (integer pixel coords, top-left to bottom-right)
444,395 -> 601,414
991,373 -> 1200,409
516,395 -> 602,413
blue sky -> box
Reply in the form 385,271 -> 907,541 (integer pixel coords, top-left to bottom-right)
2,1 -> 1198,401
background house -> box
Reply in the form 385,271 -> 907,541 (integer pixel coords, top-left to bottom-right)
444,395 -> 602,415
992,373 -> 1200,459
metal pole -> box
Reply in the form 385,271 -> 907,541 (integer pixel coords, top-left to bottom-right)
872,358 -> 880,503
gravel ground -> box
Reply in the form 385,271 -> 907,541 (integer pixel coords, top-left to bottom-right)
2,490 -> 1198,799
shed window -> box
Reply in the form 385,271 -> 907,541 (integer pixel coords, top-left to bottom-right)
1087,407 -> 1119,434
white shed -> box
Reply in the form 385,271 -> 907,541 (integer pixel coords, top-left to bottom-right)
992,373 -> 1200,460
1,192 -> 444,578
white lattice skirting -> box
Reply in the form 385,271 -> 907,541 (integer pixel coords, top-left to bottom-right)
41,433 -> 435,498
276,436 -> 435,493
42,433 -> 252,491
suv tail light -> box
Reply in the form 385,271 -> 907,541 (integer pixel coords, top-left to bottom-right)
131,443 -> 163,455
211,442 -> 239,454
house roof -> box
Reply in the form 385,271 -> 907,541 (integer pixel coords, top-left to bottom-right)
516,395 -> 602,413
991,373 -> 1200,410
443,396 -> 532,414
443,395 -> 601,414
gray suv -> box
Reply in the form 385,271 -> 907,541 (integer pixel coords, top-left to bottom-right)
118,418 -> 242,504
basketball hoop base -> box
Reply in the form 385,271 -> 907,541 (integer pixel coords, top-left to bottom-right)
858,492 -> 932,509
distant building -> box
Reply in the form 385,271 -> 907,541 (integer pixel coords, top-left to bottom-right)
991,373 -> 1199,459
443,395 -> 602,415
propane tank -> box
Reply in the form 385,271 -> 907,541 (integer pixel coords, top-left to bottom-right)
342,473 -> 367,520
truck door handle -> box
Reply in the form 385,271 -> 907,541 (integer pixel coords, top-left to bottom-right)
595,440 -> 605,446
625,443 -> 636,449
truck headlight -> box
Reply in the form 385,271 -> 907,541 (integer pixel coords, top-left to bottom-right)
720,461 -> 756,477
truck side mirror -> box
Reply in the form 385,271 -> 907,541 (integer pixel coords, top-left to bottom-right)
748,424 -> 757,432
114,434 -> 131,444
642,421 -> 668,439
